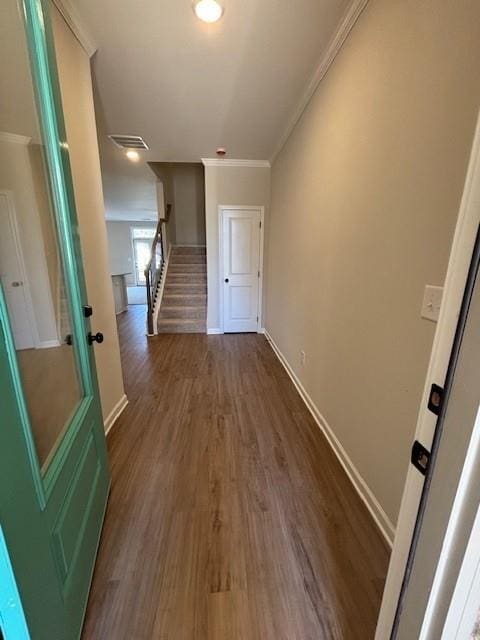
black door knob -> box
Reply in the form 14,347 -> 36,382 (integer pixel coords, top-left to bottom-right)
224,278 -> 229,283
88,332 -> 104,345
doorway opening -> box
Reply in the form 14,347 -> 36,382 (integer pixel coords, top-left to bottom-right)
132,227 -> 156,287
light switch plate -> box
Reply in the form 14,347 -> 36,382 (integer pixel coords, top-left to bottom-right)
421,285 -> 443,322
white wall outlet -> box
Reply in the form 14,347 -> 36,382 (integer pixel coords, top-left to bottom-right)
300,350 -> 306,366
421,285 -> 443,322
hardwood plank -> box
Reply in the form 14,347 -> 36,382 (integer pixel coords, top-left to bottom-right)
82,305 -> 390,639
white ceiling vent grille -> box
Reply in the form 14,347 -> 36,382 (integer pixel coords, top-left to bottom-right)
108,134 -> 149,150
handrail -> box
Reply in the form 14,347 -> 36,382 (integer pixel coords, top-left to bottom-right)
145,204 -> 171,334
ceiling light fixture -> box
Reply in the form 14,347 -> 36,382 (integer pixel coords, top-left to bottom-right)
193,0 -> 224,23
126,150 -> 140,162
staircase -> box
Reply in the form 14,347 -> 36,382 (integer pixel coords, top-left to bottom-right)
157,246 -> 207,333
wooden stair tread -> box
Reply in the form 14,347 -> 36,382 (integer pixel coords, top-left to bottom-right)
157,245 -> 207,334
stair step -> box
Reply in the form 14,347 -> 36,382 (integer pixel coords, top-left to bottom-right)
162,293 -> 206,306
167,275 -> 207,285
159,305 -> 207,319
164,285 -> 207,296
157,318 -> 206,333
168,264 -> 207,274
172,246 -> 206,255
170,255 -> 206,264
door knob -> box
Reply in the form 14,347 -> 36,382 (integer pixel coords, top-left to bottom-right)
11,281 -> 23,287
88,332 -> 104,345
224,278 -> 229,283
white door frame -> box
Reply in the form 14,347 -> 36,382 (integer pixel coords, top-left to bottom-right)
442,500 -> 480,639
375,109 -> 480,638
0,190 -> 39,349
218,205 -> 265,334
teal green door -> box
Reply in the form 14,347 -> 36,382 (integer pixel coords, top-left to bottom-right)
0,0 -> 110,638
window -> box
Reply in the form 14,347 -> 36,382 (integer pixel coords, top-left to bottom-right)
131,227 -> 156,286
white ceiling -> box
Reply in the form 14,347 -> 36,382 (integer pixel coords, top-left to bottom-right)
75,0 -> 352,220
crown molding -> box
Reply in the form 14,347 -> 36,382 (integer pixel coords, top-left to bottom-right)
201,158 -> 271,168
52,0 -> 97,58
270,0 -> 370,164
0,132 -> 31,146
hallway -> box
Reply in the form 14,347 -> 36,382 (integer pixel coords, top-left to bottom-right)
82,306 -> 389,639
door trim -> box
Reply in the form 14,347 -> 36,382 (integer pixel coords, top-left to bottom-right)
218,205 -> 264,335
375,108 -> 480,638
0,525 -> 30,640
0,190 -> 39,349
442,501 -> 480,639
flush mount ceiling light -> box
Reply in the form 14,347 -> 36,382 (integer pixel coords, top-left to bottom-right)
193,0 -> 224,23
126,150 -> 140,162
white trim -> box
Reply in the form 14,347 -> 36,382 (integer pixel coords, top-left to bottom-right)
422,404 -> 480,639
218,205 -> 265,335
150,244 -> 172,336
270,0 -> 369,163
375,108 -> 480,639
207,328 -> 223,335
51,0 -> 97,58
105,216 -> 158,223
202,158 -> 270,168
265,330 -> 395,546
104,394 -> 128,436
0,132 -> 31,146
442,501 -> 480,639
36,340 -> 61,349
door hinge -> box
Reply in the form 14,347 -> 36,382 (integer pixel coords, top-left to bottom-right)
258,270 -> 260,278
428,383 -> 444,416
259,221 -> 262,229
411,440 -> 431,476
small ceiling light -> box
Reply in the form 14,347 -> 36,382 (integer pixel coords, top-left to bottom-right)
126,150 -> 140,162
193,0 -> 224,23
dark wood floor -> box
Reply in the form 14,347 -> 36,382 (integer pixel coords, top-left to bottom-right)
82,305 -> 389,639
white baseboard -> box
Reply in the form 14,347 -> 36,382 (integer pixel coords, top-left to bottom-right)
104,393 -> 128,437
207,328 -> 223,335
36,339 -> 61,349
258,327 -> 266,334
264,330 -> 395,547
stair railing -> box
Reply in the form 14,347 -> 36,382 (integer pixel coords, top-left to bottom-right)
145,204 -> 171,335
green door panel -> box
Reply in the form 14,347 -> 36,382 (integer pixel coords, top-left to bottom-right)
0,293 -> 65,639
0,0 -> 111,637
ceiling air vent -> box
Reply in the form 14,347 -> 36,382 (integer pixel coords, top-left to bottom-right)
108,134 -> 149,150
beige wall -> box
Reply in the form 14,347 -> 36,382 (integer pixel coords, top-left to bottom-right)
172,164 -> 205,246
52,5 -> 125,426
204,164 -> 270,331
266,0 -> 480,526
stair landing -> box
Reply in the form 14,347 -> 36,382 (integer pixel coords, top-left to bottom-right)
157,246 -> 207,334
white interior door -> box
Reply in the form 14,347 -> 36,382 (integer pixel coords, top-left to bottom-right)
0,192 -> 35,349
222,208 -> 261,333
